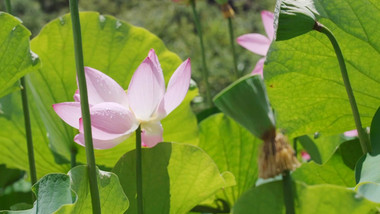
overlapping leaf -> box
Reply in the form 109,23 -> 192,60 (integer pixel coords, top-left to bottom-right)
113,142 -> 231,214
1,173 -> 75,214
293,152 -> 355,186
0,87 -> 70,179
297,134 -> 344,164
198,113 -> 261,206
232,181 -> 380,213
1,166 -> 128,214
0,12 -> 39,98
56,165 -> 128,214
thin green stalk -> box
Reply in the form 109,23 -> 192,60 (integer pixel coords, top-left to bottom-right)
227,17 -> 239,79
135,126 -> 143,214
5,0 -> 12,13
293,137 -> 298,156
190,0 -> 212,107
68,0 -> 101,213
20,78 -> 37,186
315,22 -> 371,154
5,0 -> 38,188
71,148 -> 77,168
282,171 -> 295,214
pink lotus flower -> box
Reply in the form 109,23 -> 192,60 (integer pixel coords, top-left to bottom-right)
344,129 -> 358,137
236,11 -> 274,77
301,150 -> 311,162
53,49 -> 191,149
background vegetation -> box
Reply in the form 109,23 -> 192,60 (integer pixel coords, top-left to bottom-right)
1,0 -> 276,108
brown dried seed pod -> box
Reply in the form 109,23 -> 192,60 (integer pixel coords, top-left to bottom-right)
221,3 -> 235,18
258,130 -> 300,179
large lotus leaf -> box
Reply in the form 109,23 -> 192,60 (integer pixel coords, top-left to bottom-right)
198,113 -> 261,206
232,181 -> 380,214
0,173 -> 75,214
56,165 -> 128,213
112,142 -> 230,214
0,87 -> 70,179
265,0 -> 380,138
30,12 -> 198,165
292,151 -> 355,187
0,12 -> 39,98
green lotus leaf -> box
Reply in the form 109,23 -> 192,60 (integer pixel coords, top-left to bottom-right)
113,142 -> 230,214
0,12 -> 39,98
214,75 -> 275,139
265,0 -> 380,138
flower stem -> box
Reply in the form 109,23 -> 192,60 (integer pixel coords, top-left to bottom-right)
190,0 -> 212,107
227,17 -> 239,79
71,148 -> 77,168
20,78 -> 37,186
282,170 -> 295,214
68,0 -> 101,213
135,126 -> 143,214
5,0 -> 38,189
315,22 -> 371,154
5,0 -> 12,13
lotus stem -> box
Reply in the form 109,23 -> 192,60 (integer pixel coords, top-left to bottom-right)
71,148 -> 77,168
6,0 -> 38,191
315,22 -> 371,154
136,126 -> 144,214
68,0 -> 101,213
221,2 -> 239,79
5,0 -> 12,13
282,170 -> 295,214
190,0 -> 212,107
20,78 -> 37,186
227,17 -> 239,79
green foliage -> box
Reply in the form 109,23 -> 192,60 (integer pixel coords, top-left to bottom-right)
370,107 -> 380,155
355,154 -> 380,205
113,142 -> 232,214
340,139 -> 363,170
56,165 -> 129,213
265,0 -> 380,138
356,182 -> 380,203
0,165 -> 24,188
1,166 -> 128,214
274,0 -> 317,41
198,113 -> 261,206
356,154 -> 380,184
214,75 -> 275,138
78,0 -> 276,102
30,12 -> 198,166
0,86 -> 70,179
0,12 -> 39,98
293,151 -> 355,187
298,134 -> 343,164
232,181 -> 380,214
1,173 -> 75,214
0,178 -> 33,211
